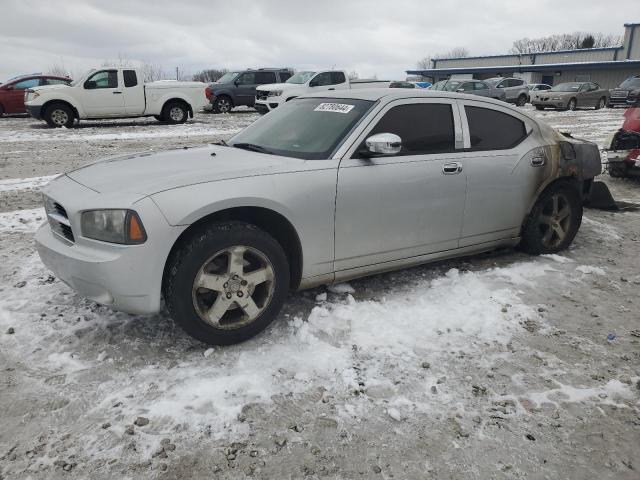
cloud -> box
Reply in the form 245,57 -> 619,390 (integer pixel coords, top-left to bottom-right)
0,0 -> 635,81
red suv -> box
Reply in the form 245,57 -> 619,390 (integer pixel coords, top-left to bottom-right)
0,74 -> 71,116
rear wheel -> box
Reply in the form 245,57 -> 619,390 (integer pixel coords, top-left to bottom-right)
44,103 -> 74,128
162,101 -> 188,124
520,182 -> 582,255
516,94 -> 527,107
212,95 -> 233,114
595,97 -> 606,110
164,222 -> 290,345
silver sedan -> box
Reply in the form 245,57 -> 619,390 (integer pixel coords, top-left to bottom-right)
36,89 -> 602,345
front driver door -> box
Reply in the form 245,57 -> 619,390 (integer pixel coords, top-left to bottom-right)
234,72 -> 259,106
334,99 -> 468,272
82,69 -> 124,117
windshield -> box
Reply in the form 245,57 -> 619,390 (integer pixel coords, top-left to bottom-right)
216,72 -> 239,84
620,77 -> 640,89
443,80 -> 463,91
484,78 -> 501,86
71,69 -> 95,87
286,71 -> 316,84
228,97 -> 374,160
550,82 -> 581,92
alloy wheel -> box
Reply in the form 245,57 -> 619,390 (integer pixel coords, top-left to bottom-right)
192,246 -> 275,329
217,99 -> 231,113
537,193 -> 572,249
169,107 -> 184,122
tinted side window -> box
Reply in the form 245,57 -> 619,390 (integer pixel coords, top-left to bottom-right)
123,70 -> 137,87
87,70 -> 118,88
237,73 -> 256,85
311,72 -> 332,86
279,72 -> 292,82
474,82 -> 489,90
13,79 -> 39,89
255,72 -> 276,84
509,78 -> 524,87
331,72 -> 346,85
366,103 -> 455,156
459,82 -> 474,91
465,106 -> 526,150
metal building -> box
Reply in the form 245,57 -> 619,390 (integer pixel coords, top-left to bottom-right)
407,23 -> 640,89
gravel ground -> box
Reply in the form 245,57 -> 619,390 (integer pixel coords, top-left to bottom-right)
0,106 -> 639,480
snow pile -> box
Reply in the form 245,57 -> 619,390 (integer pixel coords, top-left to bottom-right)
0,174 -> 59,193
0,207 -> 45,233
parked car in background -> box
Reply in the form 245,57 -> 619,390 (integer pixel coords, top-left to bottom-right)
389,81 -> 415,89
608,75 -> 640,107
24,67 -> 207,127
442,79 -> 507,101
428,80 -> 448,90
254,70 -> 390,114
205,68 -> 293,113
0,74 -> 71,116
527,83 -> 552,102
412,81 -> 432,88
531,82 -> 609,111
485,77 -> 529,106
35,89 -> 601,345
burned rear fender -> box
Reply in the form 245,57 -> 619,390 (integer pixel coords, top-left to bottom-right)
557,139 -> 602,180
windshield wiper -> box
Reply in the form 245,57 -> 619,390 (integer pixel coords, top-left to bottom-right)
232,143 -> 273,154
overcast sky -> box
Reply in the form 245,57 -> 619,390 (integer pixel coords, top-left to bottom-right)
1,0 -> 637,82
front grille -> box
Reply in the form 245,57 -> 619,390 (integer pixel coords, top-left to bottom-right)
43,196 -> 75,243
610,90 -> 628,98
256,91 -> 269,101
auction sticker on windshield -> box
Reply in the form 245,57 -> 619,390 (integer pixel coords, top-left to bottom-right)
314,103 -> 355,114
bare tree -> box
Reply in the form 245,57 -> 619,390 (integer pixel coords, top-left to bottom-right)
140,62 -> 168,82
192,69 -> 229,83
47,62 -> 71,78
348,70 -> 359,80
416,47 -> 469,70
510,32 -> 621,54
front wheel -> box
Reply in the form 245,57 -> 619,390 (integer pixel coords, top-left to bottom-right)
567,98 -> 577,111
520,182 -> 582,255
44,103 -> 74,128
163,222 -> 290,345
516,94 -> 527,107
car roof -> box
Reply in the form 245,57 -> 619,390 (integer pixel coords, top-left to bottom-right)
300,88 -> 504,105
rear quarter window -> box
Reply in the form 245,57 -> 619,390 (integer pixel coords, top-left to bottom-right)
464,106 -> 527,150
123,70 -> 137,87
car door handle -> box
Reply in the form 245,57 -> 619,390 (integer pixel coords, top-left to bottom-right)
442,162 -> 463,174
112,91 -> 122,94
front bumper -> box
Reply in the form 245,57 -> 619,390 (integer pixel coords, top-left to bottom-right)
532,98 -> 566,109
35,176 -> 187,314
26,104 -> 43,119
254,98 -> 281,115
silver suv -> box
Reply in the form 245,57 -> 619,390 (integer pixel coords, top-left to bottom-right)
485,77 -> 530,106
36,90 -> 601,345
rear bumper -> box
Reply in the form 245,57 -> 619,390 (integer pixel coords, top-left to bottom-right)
26,104 -> 43,119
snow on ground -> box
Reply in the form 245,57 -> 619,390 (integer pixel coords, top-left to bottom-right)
1,107 -> 639,479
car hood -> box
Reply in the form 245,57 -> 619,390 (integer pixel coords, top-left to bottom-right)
66,145 -> 305,196
256,83 -> 299,92
544,91 -> 575,96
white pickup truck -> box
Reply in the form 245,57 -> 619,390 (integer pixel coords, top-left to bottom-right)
24,67 -> 208,127
254,70 -> 390,114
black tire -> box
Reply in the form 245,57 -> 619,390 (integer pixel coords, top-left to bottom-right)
567,98 -> 577,111
520,182 -> 583,255
595,97 -> 606,110
154,114 -> 164,122
162,101 -> 188,124
608,165 -> 628,178
516,94 -> 527,107
0,104 -> 4,117
212,95 -> 233,114
164,222 -> 290,345
44,103 -> 74,128
535,105 -> 545,111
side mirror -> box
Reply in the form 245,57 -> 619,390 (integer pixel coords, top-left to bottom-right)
309,79 -> 319,87
497,84 -> 505,88
234,80 -> 240,86
361,133 -> 402,157
84,80 -> 97,90
456,88 -> 465,92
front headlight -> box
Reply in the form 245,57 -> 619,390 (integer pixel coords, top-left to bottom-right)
268,90 -> 283,97
81,209 -> 147,244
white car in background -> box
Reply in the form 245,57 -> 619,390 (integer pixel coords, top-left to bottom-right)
24,67 -> 208,127
254,70 -> 390,114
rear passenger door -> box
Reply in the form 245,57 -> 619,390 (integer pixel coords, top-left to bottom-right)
456,99 -> 546,246
122,70 -> 145,115
334,99 -> 467,271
